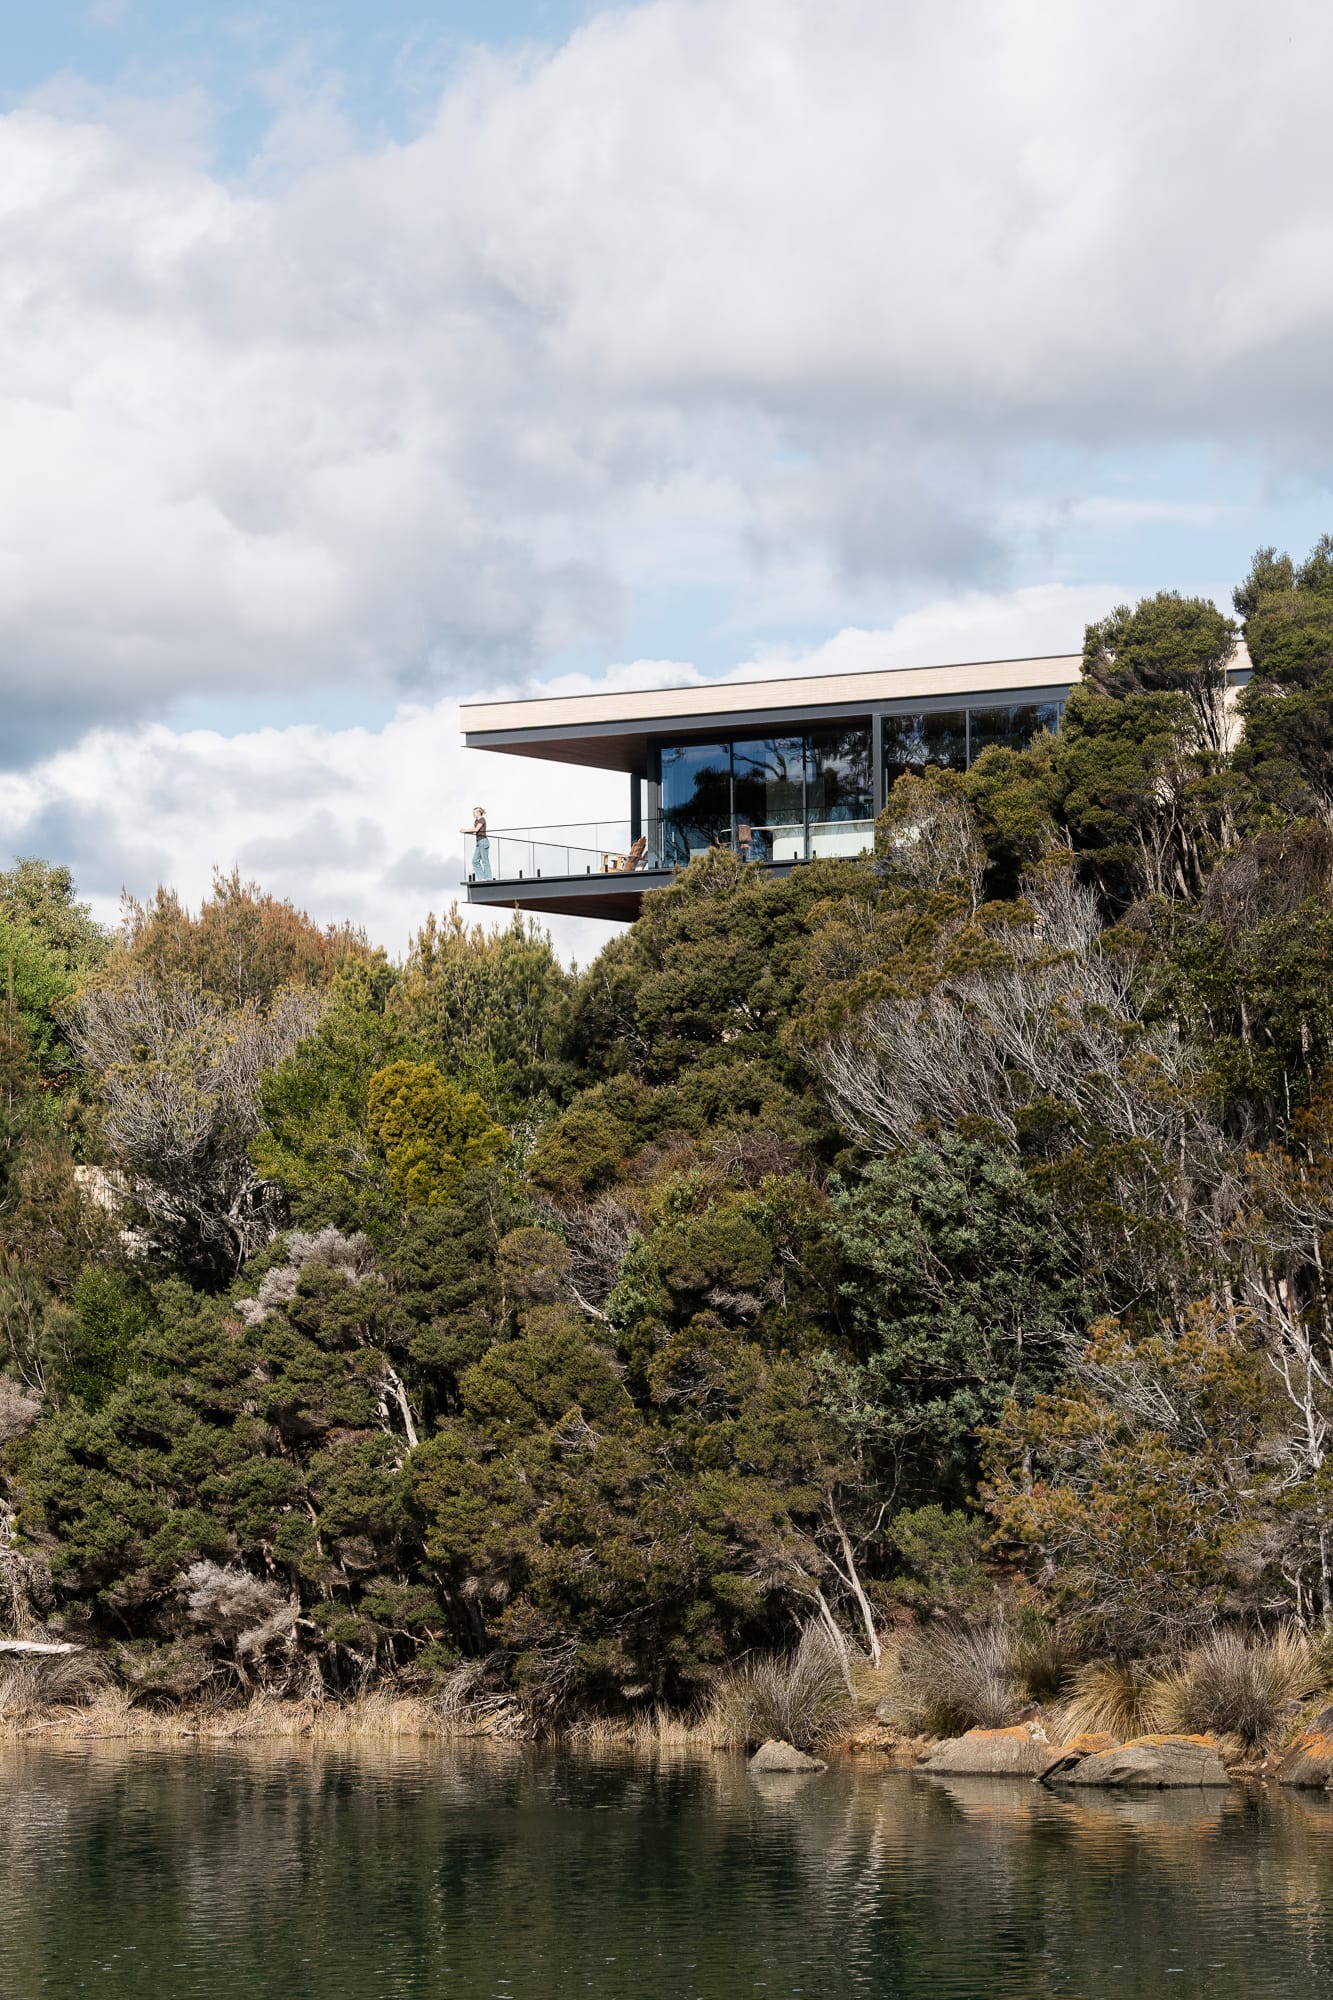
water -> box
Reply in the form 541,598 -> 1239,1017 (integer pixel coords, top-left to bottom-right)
3,1745 -> 1333,1999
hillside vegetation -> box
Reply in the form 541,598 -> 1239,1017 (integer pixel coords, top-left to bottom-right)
3,541 -> 1333,1729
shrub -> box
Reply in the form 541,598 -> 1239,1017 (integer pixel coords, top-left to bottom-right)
884,1621 -> 1022,1736
1055,1657 -> 1173,1741
885,1506 -> 1000,1619
0,1648 -> 110,1719
1167,1626 -> 1322,1749
712,1623 -> 855,1752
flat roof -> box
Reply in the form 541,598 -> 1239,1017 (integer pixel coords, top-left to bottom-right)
461,651 -> 1083,773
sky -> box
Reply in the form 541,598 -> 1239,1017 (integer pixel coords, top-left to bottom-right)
2,0 -> 1333,962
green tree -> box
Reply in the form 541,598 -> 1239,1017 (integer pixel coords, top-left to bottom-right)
824,1138 -> 1088,1511
365,1060 -> 507,1209
253,958 -> 408,1233
1234,536 -> 1333,825
0,858 -> 109,973
390,910 -> 574,1120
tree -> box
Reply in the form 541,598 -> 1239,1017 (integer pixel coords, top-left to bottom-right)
365,1061 -> 507,1210
0,858 -> 109,974
824,1137 -> 1088,1511
983,1310 -> 1284,1646
1234,536 -> 1333,825
119,868 -> 367,1008
70,975 -> 326,1278
0,919 -> 75,1080
1082,592 -> 1238,756
253,958 -> 408,1235
390,910 -> 574,1121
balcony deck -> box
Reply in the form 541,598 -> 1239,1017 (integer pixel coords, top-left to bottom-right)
462,819 -> 875,919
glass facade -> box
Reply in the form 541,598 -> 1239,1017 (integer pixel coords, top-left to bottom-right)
966,701 -> 1062,761
881,709 -> 968,778
657,725 -> 875,865
731,736 -> 805,861
660,742 -> 732,861
653,703 -> 1062,868
880,701 -> 1061,781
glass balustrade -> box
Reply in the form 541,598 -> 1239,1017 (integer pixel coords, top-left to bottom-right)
464,823 -> 656,883
464,814 -> 875,883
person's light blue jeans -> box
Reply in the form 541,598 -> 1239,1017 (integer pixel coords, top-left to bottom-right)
472,835 -> 492,881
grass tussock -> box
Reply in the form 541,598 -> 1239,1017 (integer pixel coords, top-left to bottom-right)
880,1621 -> 1023,1737
710,1623 -> 856,1752
1054,1657 -> 1174,1742
0,1649 -> 111,1725
1166,1626 -> 1324,1750
565,1707 -> 721,1752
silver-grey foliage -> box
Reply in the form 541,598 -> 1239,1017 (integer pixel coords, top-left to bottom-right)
71,975 -> 326,1271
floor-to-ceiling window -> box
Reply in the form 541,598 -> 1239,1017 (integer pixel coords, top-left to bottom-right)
881,710 -> 968,781
806,724 -> 875,857
966,701 -> 1063,760
656,726 -> 874,865
653,704 -> 1062,869
659,742 -> 732,864
879,701 -> 1062,791
731,735 -> 807,860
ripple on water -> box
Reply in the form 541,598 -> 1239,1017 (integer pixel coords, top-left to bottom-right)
2,1745 -> 1333,2000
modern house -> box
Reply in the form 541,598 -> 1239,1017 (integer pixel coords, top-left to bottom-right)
459,651 -> 1083,920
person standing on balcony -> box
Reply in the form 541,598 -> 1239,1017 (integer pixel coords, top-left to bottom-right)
464,805 -> 492,881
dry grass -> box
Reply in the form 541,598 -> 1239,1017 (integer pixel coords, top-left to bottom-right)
1165,1627 -> 1325,1750
1054,1628 -> 1328,1749
879,1622 -> 1023,1737
709,1623 -> 856,1752
565,1706 -> 722,1752
0,1663 -> 532,1745
0,1649 -> 111,1726
1054,1657 -> 1175,1741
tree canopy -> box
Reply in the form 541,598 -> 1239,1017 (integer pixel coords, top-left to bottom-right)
4,536 -> 1333,1712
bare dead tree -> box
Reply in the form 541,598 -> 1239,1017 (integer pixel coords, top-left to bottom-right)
71,975 -> 326,1275
814,868 -> 1245,1294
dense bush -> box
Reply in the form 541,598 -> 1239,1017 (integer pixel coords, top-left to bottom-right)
2,540 -> 1333,1718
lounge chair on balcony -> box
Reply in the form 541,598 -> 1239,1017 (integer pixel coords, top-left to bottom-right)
602,836 -> 648,874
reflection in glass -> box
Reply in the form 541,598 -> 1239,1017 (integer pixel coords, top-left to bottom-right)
731,736 -> 805,861
881,710 -> 968,777
967,702 -> 1062,761
807,725 -> 873,821
660,742 -> 732,865
807,723 -> 874,858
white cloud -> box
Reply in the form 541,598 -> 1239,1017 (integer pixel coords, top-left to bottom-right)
1,0 -> 1331,762
0,580 -> 1112,965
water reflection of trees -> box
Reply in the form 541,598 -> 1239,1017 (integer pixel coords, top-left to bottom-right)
3,1748 -> 1333,1997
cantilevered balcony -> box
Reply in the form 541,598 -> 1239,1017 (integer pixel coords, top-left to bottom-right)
462,813 -> 877,919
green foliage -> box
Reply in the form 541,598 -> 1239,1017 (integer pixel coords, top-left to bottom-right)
0,917 -> 78,1078
390,910 -> 574,1119
1234,536 -> 1333,823
884,1505 -> 999,1619
0,857 -> 109,973
62,1269 -> 156,1410
982,1311 -> 1282,1648
366,1060 -> 507,1209
253,958 -> 407,1231
824,1140 -> 1087,1507
9,533 -> 1333,1713
1082,591 -> 1237,752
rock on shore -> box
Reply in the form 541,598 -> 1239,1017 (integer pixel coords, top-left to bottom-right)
748,1739 -> 827,1773
1050,1734 -> 1230,1789
1273,1710 -> 1333,1787
916,1725 -> 1054,1776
